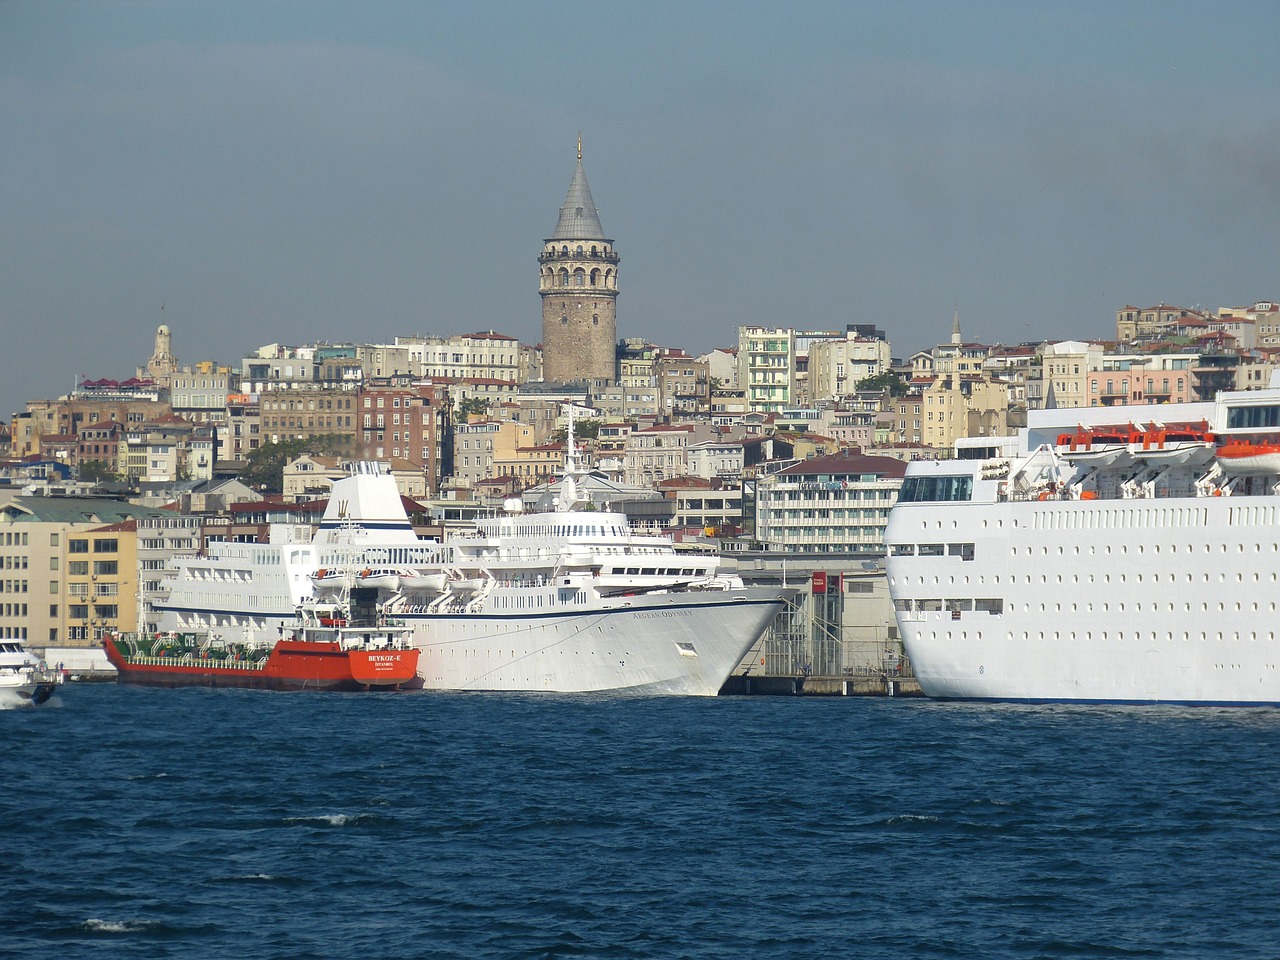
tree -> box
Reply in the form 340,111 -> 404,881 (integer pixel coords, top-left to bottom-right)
239,435 -> 354,493
78,460 -> 119,483
553,420 -> 601,442
856,372 -> 908,397
455,397 -> 490,423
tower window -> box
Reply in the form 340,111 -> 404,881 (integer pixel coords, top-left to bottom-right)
561,315 -> 569,325
574,268 -> 585,286
593,315 -> 599,325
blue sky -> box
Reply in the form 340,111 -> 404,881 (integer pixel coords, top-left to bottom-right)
3,0 -> 1278,419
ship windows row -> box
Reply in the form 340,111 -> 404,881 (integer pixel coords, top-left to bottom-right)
894,598 -> 1003,615
607,566 -> 705,577
898,475 -> 973,503
917,628 -> 1279,645
890,542 -> 974,560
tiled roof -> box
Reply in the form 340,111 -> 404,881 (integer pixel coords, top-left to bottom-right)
776,451 -> 908,479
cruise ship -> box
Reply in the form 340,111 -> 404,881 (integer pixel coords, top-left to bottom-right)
156,454 -> 791,696
884,387 -> 1280,705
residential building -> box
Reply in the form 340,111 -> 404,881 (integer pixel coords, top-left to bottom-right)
0,495 -> 167,648
808,326 -> 893,402
1085,353 -> 1197,406
357,378 -> 450,493
754,451 -> 906,555
1116,304 -> 1208,342
623,423 -> 713,487
738,326 -> 797,415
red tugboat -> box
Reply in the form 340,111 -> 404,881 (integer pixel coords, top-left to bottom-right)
103,591 -> 420,692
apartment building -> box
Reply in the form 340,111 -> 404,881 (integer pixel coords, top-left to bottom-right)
753,451 -> 906,555
357,379 -> 450,493
808,329 -> 893,402
737,326 -> 797,415
622,423 -> 713,487
1085,354 -> 1198,406
0,496 -> 167,648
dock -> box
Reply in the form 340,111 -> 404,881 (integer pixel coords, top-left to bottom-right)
720,673 -> 923,697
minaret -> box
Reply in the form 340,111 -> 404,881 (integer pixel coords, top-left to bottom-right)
539,137 -> 620,385
951,307 -> 962,345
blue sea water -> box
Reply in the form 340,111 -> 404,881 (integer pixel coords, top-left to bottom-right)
5,685 -> 1280,960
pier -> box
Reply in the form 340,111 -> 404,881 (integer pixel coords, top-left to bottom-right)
719,552 -> 919,697
720,673 -> 922,697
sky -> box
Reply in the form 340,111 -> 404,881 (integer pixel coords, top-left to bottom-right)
3,0 -> 1279,420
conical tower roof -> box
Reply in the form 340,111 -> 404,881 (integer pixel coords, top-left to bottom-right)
550,149 -> 607,241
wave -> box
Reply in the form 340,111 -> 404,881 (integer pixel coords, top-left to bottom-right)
80,918 -> 163,934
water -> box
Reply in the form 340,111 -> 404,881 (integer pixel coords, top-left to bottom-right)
6,685 -> 1280,959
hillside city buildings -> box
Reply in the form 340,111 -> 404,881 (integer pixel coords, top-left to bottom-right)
2,145 -> 1276,677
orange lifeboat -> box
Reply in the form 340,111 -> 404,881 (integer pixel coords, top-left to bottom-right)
1217,440 -> 1280,475
1055,427 -> 1134,467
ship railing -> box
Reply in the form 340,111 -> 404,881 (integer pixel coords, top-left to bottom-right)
121,653 -> 264,669
30,664 -> 64,685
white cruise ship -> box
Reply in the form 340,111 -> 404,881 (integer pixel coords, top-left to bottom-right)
156,456 -> 790,696
884,387 -> 1280,705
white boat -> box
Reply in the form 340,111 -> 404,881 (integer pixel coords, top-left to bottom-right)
156,451 -> 791,695
1216,441 -> 1280,475
0,639 -> 62,705
1054,427 -> 1134,468
399,571 -> 449,595
885,389 -> 1280,705
1128,424 -> 1217,466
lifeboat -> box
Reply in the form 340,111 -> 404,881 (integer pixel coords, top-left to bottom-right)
400,570 -> 449,595
1216,441 -> 1280,475
1129,424 -> 1217,466
447,576 -> 486,597
309,568 -> 347,592
1055,428 -> 1134,468
354,568 -> 401,591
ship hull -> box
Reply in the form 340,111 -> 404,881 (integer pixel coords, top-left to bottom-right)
407,590 -> 788,695
0,676 -> 59,704
103,638 -> 421,692
887,494 -> 1280,705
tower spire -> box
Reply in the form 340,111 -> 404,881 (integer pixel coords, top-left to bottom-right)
577,131 -> 582,162
951,306 -> 962,345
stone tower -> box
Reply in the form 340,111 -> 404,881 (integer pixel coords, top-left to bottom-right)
144,322 -> 177,385
539,139 -> 620,385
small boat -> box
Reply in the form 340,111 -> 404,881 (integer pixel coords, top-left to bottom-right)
0,640 -> 63,704
399,570 -> 449,595
1055,428 -> 1134,468
1216,440 -> 1280,475
309,567 -> 348,592
353,568 -> 401,591
102,595 -> 421,692
446,576 -> 486,597
1129,424 -> 1217,466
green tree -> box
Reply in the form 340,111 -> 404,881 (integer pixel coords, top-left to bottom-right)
553,420 -> 601,442
239,435 -> 354,493
455,397 -> 490,423
78,459 -> 119,483
856,372 -> 908,397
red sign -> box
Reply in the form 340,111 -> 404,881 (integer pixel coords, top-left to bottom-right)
812,571 -> 827,594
